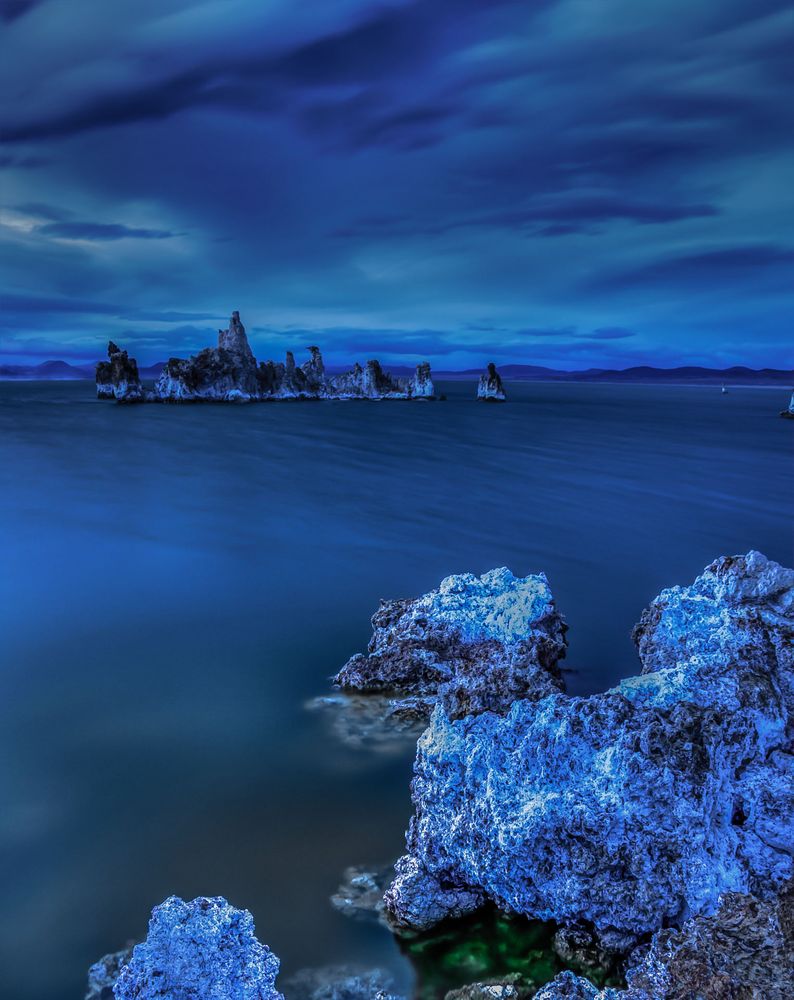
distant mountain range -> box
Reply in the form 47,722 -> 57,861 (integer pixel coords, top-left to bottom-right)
1,359 -> 792,386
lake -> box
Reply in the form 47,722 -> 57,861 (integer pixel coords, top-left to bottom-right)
0,379 -> 791,999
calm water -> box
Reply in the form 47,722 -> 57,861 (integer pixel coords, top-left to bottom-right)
0,380 -> 791,1000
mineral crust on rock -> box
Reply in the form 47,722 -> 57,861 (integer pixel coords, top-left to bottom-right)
284,965 -> 404,1000
113,895 -> 283,1000
534,885 -> 794,999
95,342 -> 143,402
333,568 -> 567,721
385,552 -> 794,940
96,312 -> 436,403
476,363 -> 507,401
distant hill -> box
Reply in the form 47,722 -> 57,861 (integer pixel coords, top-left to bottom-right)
0,359 -> 165,380
437,364 -> 794,385
1,359 -> 791,386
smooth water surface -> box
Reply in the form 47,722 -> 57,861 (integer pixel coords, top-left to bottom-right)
0,380 -> 791,999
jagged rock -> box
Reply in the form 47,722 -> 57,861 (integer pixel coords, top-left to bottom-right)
155,313 -> 260,401
96,312 -> 437,403
284,965 -> 404,1000
477,363 -> 506,402
113,896 -> 283,1000
534,887 -> 794,999
407,361 -> 435,399
385,553 -> 794,941
780,391 -> 794,419
331,863 -> 394,923
95,342 -> 143,402
633,550 -> 794,732
85,947 -> 133,1000
334,568 -> 567,722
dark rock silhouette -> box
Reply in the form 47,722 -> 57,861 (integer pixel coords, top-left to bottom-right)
96,312 -> 437,402
477,362 -> 506,401
95,342 -> 143,402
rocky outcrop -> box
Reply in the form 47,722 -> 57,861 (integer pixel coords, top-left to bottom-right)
477,363 -> 506,401
534,886 -> 794,999
780,391 -> 794,418
330,359 -> 435,400
385,552 -> 794,941
112,896 -> 283,1000
96,312 -> 437,403
155,311 -> 260,401
333,568 -> 567,721
95,342 -> 143,402
85,947 -> 133,1000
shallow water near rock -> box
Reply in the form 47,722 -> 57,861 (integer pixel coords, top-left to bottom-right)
0,380 -> 791,1000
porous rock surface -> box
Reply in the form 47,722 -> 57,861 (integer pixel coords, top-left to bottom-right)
333,568 -> 567,721
113,895 -> 283,1000
385,552 -> 794,939
477,363 -> 507,401
95,342 -> 143,402
534,884 -> 794,999
97,312 -> 436,403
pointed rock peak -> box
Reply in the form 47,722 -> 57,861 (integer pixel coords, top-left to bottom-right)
108,341 -> 122,356
285,351 -> 296,374
218,310 -> 254,360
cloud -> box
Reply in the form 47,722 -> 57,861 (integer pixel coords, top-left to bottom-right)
593,244 -> 794,291
36,221 -> 180,241
584,327 -> 636,340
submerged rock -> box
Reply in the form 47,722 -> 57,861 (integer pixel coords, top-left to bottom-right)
780,391 -> 794,419
96,312 -> 437,403
113,895 -> 283,1000
331,864 -> 394,923
476,364 -> 506,402
385,552 -> 794,940
534,886 -> 794,999
85,947 -> 133,1000
333,568 -> 567,722
95,342 -> 143,402
284,965 -> 404,1000
307,692 -> 431,753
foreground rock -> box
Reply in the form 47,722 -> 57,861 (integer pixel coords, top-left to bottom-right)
96,312 -> 436,403
385,552 -> 794,940
95,342 -> 143,402
781,391 -> 794,418
333,568 -> 567,722
477,363 -> 507,401
112,896 -> 283,1000
535,885 -> 793,999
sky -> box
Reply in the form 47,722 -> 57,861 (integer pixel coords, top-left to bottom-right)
1,0 -> 793,370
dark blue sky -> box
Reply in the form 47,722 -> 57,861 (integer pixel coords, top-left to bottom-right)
1,0 -> 793,368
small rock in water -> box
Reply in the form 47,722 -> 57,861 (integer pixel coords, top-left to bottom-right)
333,567 -> 567,722
95,342 -> 144,402
113,895 -> 283,1000
476,363 -> 507,402
780,390 -> 794,418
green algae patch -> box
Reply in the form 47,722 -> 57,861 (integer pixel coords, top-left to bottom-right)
400,908 -> 623,999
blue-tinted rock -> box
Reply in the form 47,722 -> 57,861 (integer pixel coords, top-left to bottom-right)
95,342 -> 143,402
385,553 -> 794,938
334,568 -> 567,721
476,363 -> 506,402
113,896 -> 282,1000
86,947 -> 133,1000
